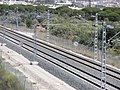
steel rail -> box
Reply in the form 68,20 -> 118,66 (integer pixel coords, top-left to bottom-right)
0,26 -> 120,90
0,27 -> 120,79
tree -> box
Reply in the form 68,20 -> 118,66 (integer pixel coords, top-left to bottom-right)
82,7 -> 101,20
82,7 -> 101,15
24,5 -> 35,13
113,40 -> 120,53
55,6 -> 73,17
98,10 -> 120,21
36,5 -> 48,13
9,5 -> 17,11
103,7 -> 114,11
103,7 -> 120,12
114,10 -> 120,15
73,10 -> 85,17
107,12 -> 120,21
99,11 -> 109,20
26,18 -> 33,28
0,4 -> 9,15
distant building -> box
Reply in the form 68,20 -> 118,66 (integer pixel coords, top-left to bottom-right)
2,0 -> 28,5
55,0 -> 72,6
0,0 -> 120,8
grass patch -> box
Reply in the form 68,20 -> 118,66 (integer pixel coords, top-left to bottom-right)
0,59 -> 24,90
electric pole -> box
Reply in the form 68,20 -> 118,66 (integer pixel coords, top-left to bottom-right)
33,11 -> 37,59
94,13 -> 98,61
46,10 -> 62,43
16,6 -> 18,30
47,10 -> 50,43
30,11 -> 39,66
101,21 -> 107,90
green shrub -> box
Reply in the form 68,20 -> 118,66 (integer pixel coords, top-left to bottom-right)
0,65 -> 24,90
26,18 -> 33,28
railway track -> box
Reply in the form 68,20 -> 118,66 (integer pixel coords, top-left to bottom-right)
0,25 -> 120,90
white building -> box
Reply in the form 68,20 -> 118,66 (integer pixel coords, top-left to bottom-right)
2,0 -> 29,5
55,0 -> 72,6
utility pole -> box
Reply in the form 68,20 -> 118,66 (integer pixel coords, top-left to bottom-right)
33,11 -> 37,60
94,13 -> 98,61
16,6 -> 18,30
101,21 -> 107,90
16,6 -> 22,54
30,11 -> 39,65
46,10 -> 62,43
47,10 -> 50,43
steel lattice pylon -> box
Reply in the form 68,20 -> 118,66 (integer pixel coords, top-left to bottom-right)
101,21 -> 107,90
47,10 -> 50,43
16,6 -> 18,30
33,11 -> 37,59
46,10 -> 62,43
94,13 -> 98,61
